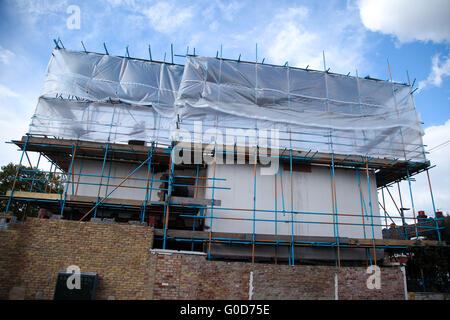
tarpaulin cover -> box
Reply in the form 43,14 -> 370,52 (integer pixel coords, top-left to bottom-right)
29,49 -> 426,162
30,96 -> 172,145
30,49 -> 182,145
174,56 -> 425,162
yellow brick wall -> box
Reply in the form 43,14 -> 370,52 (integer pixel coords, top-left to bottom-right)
0,218 -> 154,300
0,218 -> 406,300
151,252 -> 406,300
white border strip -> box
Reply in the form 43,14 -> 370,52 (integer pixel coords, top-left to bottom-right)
334,273 -> 339,300
150,248 -> 207,256
400,266 -> 409,300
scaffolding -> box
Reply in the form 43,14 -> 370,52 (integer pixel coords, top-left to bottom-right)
1,43 -> 446,267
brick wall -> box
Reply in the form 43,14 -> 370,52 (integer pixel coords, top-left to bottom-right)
150,251 -> 406,300
0,218 -> 406,300
0,220 -> 23,299
338,266 -> 405,300
0,218 -> 154,300
252,265 -> 335,299
152,252 -> 249,300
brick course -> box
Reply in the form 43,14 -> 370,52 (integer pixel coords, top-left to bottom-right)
0,218 -> 154,300
150,252 -> 406,300
0,218 -> 406,300
338,266 -> 405,300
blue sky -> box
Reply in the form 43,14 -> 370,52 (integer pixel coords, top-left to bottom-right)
0,0 -> 449,215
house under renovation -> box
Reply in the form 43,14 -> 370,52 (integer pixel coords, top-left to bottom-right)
0,43 -> 446,300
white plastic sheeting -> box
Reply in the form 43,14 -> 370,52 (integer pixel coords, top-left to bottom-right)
42,49 -> 183,112
30,49 -> 183,144
30,97 -> 172,144
29,49 -> 426,162
175,56 -> 426,162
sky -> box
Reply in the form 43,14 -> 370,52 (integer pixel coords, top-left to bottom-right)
0,0 -> 449,220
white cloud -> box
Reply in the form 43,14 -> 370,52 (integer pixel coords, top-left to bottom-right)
143,2 -> 194,34
0,47 -> 15,64
414,120 -> 450,214
419,52 -> 450,90
380,119 -> 450,220
358,0 -> 450,43
0,114 -> 30,166
259,5 -> 369,74
14,0 -> 68,17
0,84 -> 19,98
209,21 -> 219,31
0,86 -> 40,167
215,1 -> 244,22
104,0 -> 137,6
201,0 -> 243,23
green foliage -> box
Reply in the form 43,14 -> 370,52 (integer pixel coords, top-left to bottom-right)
0,162 -> 61,219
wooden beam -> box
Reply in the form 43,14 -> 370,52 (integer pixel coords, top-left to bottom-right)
13,136 -> 429,186
169,196 -> 221,207
153,228 -> 444,247
6,190 -> 61,200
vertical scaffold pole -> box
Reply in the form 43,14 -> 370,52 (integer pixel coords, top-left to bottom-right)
397,182 -> 407,239
252,147 -> 257,264
60,144 -> 77,218
329,165 -> 338,266
142,142 -> 154,223
6,134 -> 29,213
274,172 -> 278,233
356,70 -> 368,156
356,168 -> 372,266
406,167 -> 419,239
289,149 -> 295,265
407,70 -> 427,162
355,168 -> 367,239
192,164 -> 200,251
94,143 -> 109,218
274,172 -> 278,264
426,169 -> 441,242
382,187 -> 389,239
149,168 -> 154,217
323,52 -> 340,267
365,158 -> 377,265
331,152 -> 340,267
104,156 -> 113,198
387,59 -> 407,160
279,165 -> 286,216
355,167 -> 372,265
207,144 -> 217,260
194,164 -> 200,199
163,142 -> 175,249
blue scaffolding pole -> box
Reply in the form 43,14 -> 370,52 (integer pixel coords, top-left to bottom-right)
5,134 -> 30,213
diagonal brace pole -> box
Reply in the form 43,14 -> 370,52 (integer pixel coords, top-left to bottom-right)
79,153 -> 153,221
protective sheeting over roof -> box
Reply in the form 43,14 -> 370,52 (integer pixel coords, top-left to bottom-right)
30,49 -> 182,144
42,49 -> 183,114
30,97 -> 172,145
29,49 -> 426,162
174,56 -> 425,162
